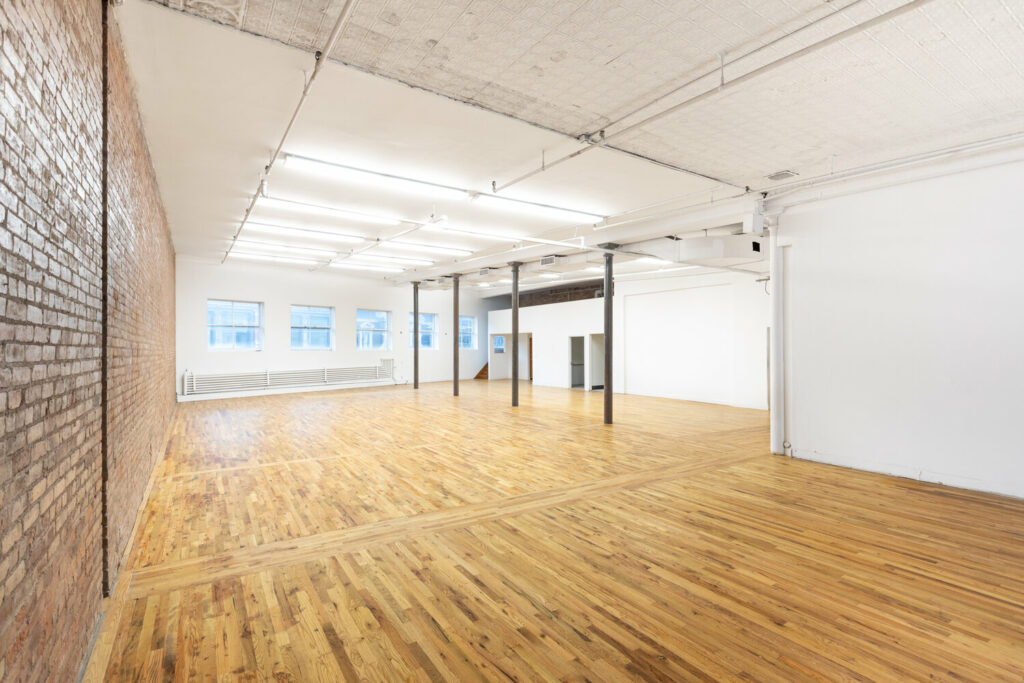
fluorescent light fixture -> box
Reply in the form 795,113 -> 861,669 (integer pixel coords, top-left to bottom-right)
229,252 -> 318,266
234,239 -> 337,257
538,273 -> 560,279
350,253 -> 435,266
583,266 -> 604,273
329,262 -> 404,274
618,265 -> 701,277
285,155 -> 469,202
477,283 -> 492,288
420,223 -> 523,243
245,222 -> 364,244
636,257 -> 673,265
258,196 -> 401,226
497,279 -> 513,284
472,193 -> 604,224
385,240 -> 474,257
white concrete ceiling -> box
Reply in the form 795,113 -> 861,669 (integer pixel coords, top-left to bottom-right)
120,0 -> 1024,283
119,0 -> 724,284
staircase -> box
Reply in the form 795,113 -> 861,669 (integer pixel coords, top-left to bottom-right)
474,363 -> 489,380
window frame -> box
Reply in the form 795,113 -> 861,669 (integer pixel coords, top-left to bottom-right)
493,335 -> 506,354
408,312 -> 439,350
206,299 -> 264,352
356,308 -> 392,351
458,315 -> 477,350
290,304 -> 335,351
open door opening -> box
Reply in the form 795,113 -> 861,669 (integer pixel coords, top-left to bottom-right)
570,336 -> 585,389
589,334 -> 605,391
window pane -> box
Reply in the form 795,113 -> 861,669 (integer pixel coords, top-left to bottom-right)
358,309 -> 388,330
290,307 -> 306,326
459,334 -> 471,349
309,309 -> 331,328
234,327 -> 256,349
207,300 -> 233,325
459,316 -> 474,334
309,329 -> 331,349
233,302 -> 260,326
290,327 -> 303,348
494,336 -> 505,352
209,326 -> 234,349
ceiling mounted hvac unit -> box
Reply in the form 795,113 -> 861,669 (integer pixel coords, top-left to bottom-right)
675,234 -> 767,269
538,255 -> 567,269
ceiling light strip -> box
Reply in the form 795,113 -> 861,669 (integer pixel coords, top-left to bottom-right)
283,154 -> 605,225
221,0 -> 360,264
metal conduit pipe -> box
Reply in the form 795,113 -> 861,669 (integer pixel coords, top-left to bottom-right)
495,0 -> 939,193
223,0 -> 360,263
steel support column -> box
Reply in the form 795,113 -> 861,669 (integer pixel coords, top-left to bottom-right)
510,262 -> 521,407
413,281 -> 420,389
604,252 -> 613,425
452,275 -> 460,396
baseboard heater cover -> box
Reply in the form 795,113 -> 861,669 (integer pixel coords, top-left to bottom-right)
182,359 -> 394,396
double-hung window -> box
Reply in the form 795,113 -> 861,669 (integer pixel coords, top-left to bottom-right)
356,309 -> 392,350
207,299 -> 263,351
409,313 -> 438,349
458,316 -> 477,350
290,305 -> 334,350
493,335 -> 506,353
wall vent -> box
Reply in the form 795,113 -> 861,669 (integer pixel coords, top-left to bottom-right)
766,169 -> 798,181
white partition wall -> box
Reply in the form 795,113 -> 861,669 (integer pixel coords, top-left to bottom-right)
781,158 -> 1024,499
488,273 -> 770,409
176,257 -> 492,396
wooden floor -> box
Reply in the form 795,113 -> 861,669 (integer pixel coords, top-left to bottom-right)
84,380 -> 1024,681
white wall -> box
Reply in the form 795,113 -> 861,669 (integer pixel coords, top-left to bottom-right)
176,258 -> 493,394
781,158 -> 1024,499
488,273 -> 769,409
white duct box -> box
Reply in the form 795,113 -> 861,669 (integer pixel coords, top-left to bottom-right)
675,234 -> 766,268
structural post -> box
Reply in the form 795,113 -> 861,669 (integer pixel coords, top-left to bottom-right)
452,274 -> 460,396
769,230 -> 786,454
510,262 -> 521,407
412,281 -> 420,389
603,252 -> 613,425
100,0 -> 111,598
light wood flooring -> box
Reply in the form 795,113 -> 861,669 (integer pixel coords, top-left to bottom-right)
85,380 -> 1024,681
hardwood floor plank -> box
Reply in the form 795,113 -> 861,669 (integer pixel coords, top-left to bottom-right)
85,381 -> 1024,681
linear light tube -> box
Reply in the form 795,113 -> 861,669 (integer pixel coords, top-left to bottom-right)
229,252 -> 318,266
472,193 -> 604,224
245,222 -> 364,244
234,239 -> 338,257
330,262 -> 404,273
349,253 -> 435,266
258,196 -> 402,226
285,155 -> 469,202
385,240 -> 474,257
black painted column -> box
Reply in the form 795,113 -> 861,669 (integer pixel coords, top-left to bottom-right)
452,274 -> 460,397
604,252 -> 613,424
510,262 -> 521,407
413,281 -> 420,389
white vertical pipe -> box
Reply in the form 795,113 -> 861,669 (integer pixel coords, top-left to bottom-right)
769,228 -> 786,455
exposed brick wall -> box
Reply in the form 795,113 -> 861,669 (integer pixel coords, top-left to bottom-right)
0,2 -> 175,681
105,16 -> 176,590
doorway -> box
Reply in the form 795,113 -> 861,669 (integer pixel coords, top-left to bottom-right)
570,336 -> 585,388
589,334 -> 605,390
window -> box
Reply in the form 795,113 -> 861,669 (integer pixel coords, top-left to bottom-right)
459,316 -> 477,350
290,305 -> 334,350
356,309 -> 391,350
207,299 -> 263,351
408,313 -> 438,349
493,335 -> 505,353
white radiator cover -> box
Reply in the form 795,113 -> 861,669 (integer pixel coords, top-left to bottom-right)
182,359 -> 394,396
